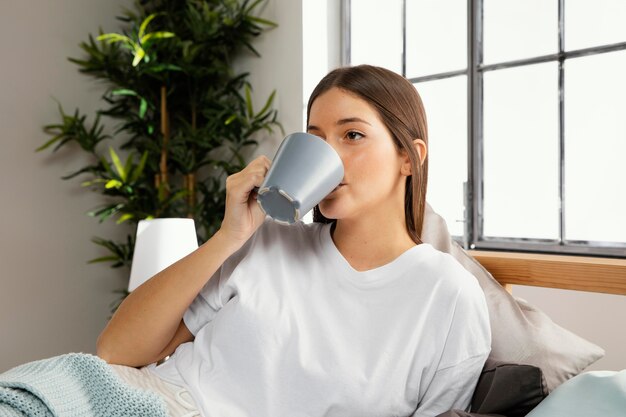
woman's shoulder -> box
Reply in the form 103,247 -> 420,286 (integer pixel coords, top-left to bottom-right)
414,243 -> 484,299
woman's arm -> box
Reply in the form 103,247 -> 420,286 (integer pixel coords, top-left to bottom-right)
96,229 -> 241,367
96,155 -> 271,367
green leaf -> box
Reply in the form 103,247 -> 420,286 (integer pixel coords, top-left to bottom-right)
241,40 -> 261,57
97,33 -> 131,44
225,114 -> 237,125
257,90 -> 276,118
123,152 -> 135,180
139,98 -> 148,118
245,85 -> 253,118
157,182 -> 169,202
116,213 -> 134,224
111,89 -> 138,97
240,139 -> 258,147
105,179 -> 123,189
168,189 -> 188,204
244,0 -> 264,14
146,64 -> 182,73
138,13 -> 159,40
141,31 -> 175,44
248,16 -> 278,28
130,151 -> 149,183
100,156 -> 113,176
109,147 -> 126,181
61,164 -> 102,180
132,47 -> 146,67
81,178 -> 107,187
88,256 -> 120,264
88,203 -> 124,223
36,134 -> 63,152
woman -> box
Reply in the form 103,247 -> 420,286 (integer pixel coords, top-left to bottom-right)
97,65 -> 491,417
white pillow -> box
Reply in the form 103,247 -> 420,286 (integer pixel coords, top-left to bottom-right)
421,203 -> 605,392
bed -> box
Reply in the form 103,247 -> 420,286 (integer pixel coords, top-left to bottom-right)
448,250 -> 626,417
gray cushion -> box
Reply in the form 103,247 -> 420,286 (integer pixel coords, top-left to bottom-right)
421,203 -> 605,392
435,359 -> 547,417
471,359 -> 547,416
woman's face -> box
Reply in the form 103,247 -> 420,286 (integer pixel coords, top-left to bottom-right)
307,87 -> 408,222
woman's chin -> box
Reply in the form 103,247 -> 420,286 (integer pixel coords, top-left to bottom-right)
318,200 -> 344,220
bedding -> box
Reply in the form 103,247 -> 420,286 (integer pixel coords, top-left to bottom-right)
0,353 -> 168,417
421,204 -> 605,392
526,369 -> 626,417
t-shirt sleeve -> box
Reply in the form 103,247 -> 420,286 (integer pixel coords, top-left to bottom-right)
411,353 -> 488,416
183,266 -> 224,335
413,270 -> 492,416
183,220 -> 269,335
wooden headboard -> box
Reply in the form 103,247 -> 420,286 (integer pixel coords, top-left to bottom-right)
468,251 -> 626,296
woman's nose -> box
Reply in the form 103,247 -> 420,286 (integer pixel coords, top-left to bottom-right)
324,137 -> 343,159
312,133 -> 344,162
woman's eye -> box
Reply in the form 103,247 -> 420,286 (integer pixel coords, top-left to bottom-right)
346,131 -> 364,141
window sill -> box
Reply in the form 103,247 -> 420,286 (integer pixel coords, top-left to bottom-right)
468,250 -> 626,296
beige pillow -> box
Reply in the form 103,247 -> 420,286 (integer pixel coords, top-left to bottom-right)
421,203 -> 605,392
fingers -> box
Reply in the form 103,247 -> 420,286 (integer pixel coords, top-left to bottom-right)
220,156 -> 272,245
226,155 -> 271,203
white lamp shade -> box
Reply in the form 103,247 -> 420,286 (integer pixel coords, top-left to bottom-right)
128,218 -> 199,292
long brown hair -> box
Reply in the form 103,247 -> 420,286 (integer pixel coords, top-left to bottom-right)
307,65 -> 429,244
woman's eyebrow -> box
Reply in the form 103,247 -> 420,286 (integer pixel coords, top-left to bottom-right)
307,117 -> 372,131
337,117 -> 371,126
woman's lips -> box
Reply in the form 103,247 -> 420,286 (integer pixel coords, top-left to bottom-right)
331,183 -> 346,192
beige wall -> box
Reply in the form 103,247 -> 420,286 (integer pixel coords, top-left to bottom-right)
0,0 -> 302,372
0,0 -> 133,372
234,0 -> 304,159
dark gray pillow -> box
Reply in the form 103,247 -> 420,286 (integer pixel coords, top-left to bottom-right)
471,359 -> 547,416
435,359 -> 547,417
421,203 -> 605,392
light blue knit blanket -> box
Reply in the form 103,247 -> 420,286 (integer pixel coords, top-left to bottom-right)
0,353 -> 168,417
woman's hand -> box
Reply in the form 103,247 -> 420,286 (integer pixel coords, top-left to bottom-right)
218,155 -> 271,249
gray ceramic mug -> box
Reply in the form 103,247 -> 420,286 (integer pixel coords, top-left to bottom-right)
257,132 -> 344,225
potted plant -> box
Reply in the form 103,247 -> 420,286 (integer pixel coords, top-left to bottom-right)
39,0 -> 281,311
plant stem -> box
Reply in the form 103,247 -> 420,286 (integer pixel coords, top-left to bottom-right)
187,104 -> 198,217
184,172 -> 196,218
158,85 -> 170,199
191,102 -> 197,131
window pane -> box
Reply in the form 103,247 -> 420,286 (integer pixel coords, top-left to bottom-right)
419,76 -> 467,237
483,0 -> 557,65
565,0 -> 626,51
483,63 -> 559,239
564,51 -> 626,243
351,0 -> 402,73
406,0 -> 466,78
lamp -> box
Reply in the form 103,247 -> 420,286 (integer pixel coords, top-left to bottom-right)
128,218 -> 199,292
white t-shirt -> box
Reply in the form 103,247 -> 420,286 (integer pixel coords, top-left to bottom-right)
150,219 -> 491,417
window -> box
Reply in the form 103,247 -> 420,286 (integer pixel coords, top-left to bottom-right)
345,0 -> 626,256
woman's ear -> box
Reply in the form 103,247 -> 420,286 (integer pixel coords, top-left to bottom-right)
414,138 -> 427,165
400,138 -> 428,176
